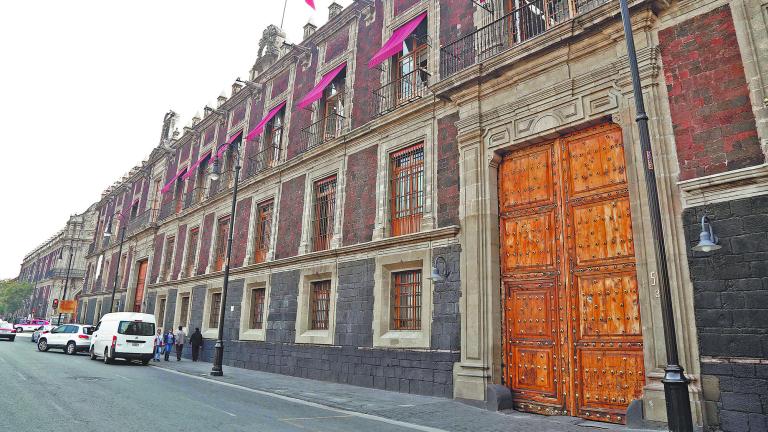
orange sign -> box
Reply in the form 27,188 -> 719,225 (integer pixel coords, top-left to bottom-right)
58,300 -> 77,314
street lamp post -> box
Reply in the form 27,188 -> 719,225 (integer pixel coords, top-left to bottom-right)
104,212 -> 128,314
210,139 -> 241,377
618,1 -> 693,430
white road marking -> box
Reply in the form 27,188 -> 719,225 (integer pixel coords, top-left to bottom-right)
115,374 -> 131,381
281,415 -> 353,421
50,400 -> 67,415
208,405 -> 237,417
15,371 -> 27,381
154,367 -> 448,432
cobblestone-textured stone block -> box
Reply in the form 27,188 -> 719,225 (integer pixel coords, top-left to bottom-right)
275,175 -> 305,259
196,213 -> 215,275
437,113 -> 460,228
342,145 -> 378,245
231,197 -> 252,268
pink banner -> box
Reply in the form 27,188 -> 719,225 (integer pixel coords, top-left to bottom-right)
160,167 -> 187,194
216,130 -> 244,158
182,150 -> 212,180
306,0 -> 315,9
368,12 -> 427,69
296,63 -> 347,110
245,101 -> 287,141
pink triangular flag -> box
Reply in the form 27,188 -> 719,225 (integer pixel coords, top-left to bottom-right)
305,0 -> 315,9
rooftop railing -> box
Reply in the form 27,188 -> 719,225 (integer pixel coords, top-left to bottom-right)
440,0 -> 611,78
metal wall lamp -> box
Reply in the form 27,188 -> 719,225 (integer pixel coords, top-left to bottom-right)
429,256 -> 450,283
692,216 -> 721,253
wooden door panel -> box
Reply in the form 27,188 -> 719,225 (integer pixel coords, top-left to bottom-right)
576,349 -> 645,423
509,284 -> 553,339
575,272 -> 642,340
571,197 -> 635,266
501,210 -> 557,274
565,124 -> 626,198
512,347 -> 556,395
499,146 -> 554,212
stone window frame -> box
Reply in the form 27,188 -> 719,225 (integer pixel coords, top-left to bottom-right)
161,235 -> 176,282
372,248 -> 432,349
239,273 -> 271,341
308,45 -> 357,138
181,224 -> 201,279
373,126 -> 436,240
201,286 -> 223,339
243,184 -> 281,265
294,262 -> 338,345
381,3 -> 440,86
173,289 -> 193,334
298,160 -> 346,254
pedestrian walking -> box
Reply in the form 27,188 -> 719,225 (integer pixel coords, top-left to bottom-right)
190,327 -> 203,362
174,326 -> 186,361
153,328 -> 163,362
163,329 -> 175,361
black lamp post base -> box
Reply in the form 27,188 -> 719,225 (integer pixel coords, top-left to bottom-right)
210,370 -> 223,377
211,341 -> 224,376
662,365 -> 694,432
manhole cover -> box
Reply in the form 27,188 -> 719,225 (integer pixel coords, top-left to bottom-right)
69,376 -> 110,382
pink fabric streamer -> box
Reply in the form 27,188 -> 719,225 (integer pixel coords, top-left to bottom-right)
368,12 -> 427,69
216,130 -> 244,158
182,150 -> 212,180
305,0 -> 315,9
296,62 -> 347,109
245,101 -> 287,141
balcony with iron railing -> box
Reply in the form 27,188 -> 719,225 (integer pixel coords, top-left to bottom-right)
373,68 -> 431,116
45,268 -> 86,279
247,144 -> 281,176
440,0 -> 613,78
125,209 -> 153,236
298,113 -> 345,155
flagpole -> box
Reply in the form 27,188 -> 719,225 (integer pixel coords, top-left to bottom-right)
280,0 -> 288,28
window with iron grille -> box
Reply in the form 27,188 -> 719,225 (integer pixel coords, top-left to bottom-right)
264,108 -> 285,151
393,20 -> 429,103
392,270 -> 422,330
209,292 -> 222,328
179,295 -> 190,327
162,237 -> 175,281
157,297 -> 167,328
249,287 -> 266,329
195,157 -> 209,203
214,216 -> 230,272
310,280 -> 331,330
253,200 -> 273,264
311,176 -> 337,251
185,228 -> 199,277
174,170 -> 186,214
390,144 -> 424,236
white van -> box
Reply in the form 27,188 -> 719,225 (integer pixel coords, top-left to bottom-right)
89,312 -> 156,365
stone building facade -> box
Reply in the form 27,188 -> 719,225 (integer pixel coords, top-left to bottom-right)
17,205 -> 96,322
49,0 -> 768,429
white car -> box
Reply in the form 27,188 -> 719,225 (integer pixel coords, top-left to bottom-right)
32,324 -> 57,343
37,324 -> 94,355
0,321 -> 16,342
89,312 -> 156,365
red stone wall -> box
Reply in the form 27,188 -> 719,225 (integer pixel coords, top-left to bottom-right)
196,213 -> 215,275
150,233 -> 165,283
325,28 -> 349,64
394,0 -> 421,15
440,0 -> 475,45
231,101 -> 247,127
122,247 -> 133,289
275,175 -> 306,259
437,113 -> 460,227
659,5 -> 763,180
230,197 -> 253,268
172,224 -> 187,280
351,0 -> 384,129
271,70 -> 290,99
287,45 -> 319,159
343,145 -> 378,245
106,251 -> 119,292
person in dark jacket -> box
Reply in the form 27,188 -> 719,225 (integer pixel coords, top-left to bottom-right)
190,328 -> 203,362
163,329 -> 175,361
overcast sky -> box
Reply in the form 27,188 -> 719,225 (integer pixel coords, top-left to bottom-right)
0,0 -> 352,279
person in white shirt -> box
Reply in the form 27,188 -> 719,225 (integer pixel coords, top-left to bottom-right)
174,326 -> 186,361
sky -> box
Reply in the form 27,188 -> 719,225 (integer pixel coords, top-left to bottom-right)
0,0 -> 352,279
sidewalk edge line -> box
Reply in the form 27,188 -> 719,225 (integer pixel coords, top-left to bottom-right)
153,366 -> 449,432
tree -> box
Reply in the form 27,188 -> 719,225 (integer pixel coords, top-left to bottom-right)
0,279 -> 33,318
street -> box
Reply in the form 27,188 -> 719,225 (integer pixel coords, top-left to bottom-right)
0,334 -> 436,432
0,333 -> 664,432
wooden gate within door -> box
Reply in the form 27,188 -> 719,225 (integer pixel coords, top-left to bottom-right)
499,124 -> 644,424
133,260 -> 148,313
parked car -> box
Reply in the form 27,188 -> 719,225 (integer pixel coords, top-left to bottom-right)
37,324 -> 95,355
0,321 -> 16,342
32,324 -> 58,343
89,312 -> 156,365
14,319 -> 50,333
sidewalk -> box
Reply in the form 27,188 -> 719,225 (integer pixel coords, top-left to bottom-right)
151,358 -> 666,432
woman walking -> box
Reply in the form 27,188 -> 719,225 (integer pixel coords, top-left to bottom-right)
153,328 -> 163,362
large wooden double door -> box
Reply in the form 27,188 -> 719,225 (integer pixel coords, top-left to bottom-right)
499,124 -> 644,424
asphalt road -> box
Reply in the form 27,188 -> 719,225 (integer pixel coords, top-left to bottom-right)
0,334 -> 435,432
